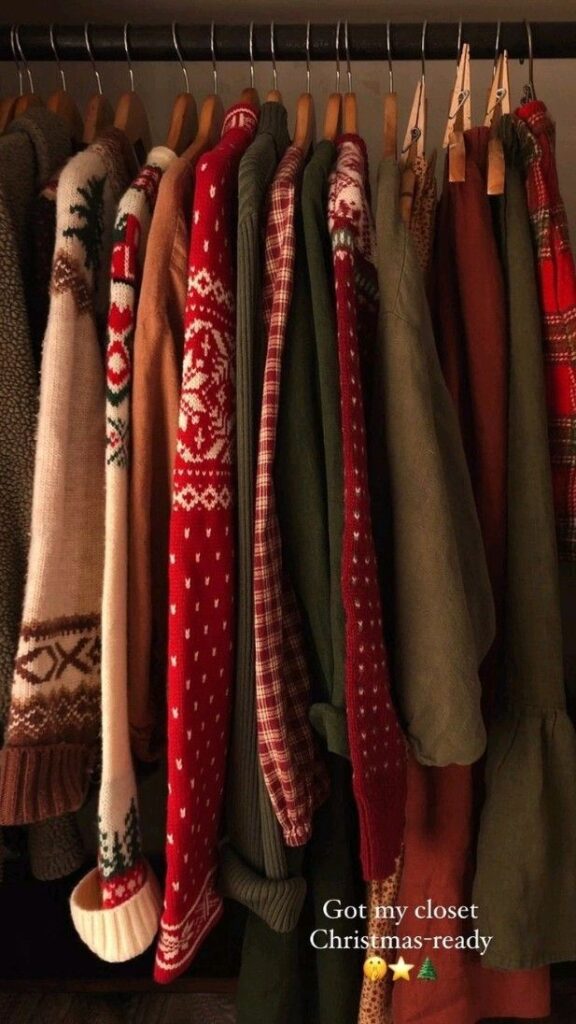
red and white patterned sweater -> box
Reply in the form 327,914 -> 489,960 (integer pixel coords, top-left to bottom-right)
155,103 -> 258,985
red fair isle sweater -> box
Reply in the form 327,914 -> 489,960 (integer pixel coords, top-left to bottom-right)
154,103 -> 258,984
327,135 -> 406,881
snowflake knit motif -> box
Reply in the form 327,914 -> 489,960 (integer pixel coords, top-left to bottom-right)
155,104 -> 258,985
327,135 -> 406,881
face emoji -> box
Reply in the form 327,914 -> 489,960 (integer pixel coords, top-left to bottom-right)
364,956 -> 388,982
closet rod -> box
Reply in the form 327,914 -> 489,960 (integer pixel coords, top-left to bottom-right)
1,22 -> 576,63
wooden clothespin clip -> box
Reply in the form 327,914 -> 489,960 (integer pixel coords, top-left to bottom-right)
484,50 -> 510,196
443,41 -> 471,183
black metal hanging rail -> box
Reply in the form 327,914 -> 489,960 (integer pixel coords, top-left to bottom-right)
0,22 -> 576,63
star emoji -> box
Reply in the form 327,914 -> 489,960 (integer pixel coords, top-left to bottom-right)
389,956 -> 414,981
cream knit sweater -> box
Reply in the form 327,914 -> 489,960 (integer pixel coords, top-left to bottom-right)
0,129 -> 137,826
71,147 -> 176,963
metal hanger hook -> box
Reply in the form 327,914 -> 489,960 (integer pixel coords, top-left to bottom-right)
84,23 -> 103,95
456,19 -> 463,63
523,20 -> 537,101
305,21 -> 311,93
335,21 -> 341,93
10,25 -> 24,96
123,23 -> 135,92
421,19 -> 427,83
172,23 -> 190,93
493,20 -> 501,78
249,21 -> 255,89
49,24 -> 66,91
14,25 -> 34,94
210,21 -> 218,95
344,20 -> 352,93
270,21 -> 278,91
386,21 -> 394,94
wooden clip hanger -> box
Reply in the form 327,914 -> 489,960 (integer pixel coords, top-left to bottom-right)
114,25 -> 152,162
443,40 -> 471,184
165,24 -> 197,155
484,50 -> 510,195
82,24 -> 114,145
400,76 -> 426,226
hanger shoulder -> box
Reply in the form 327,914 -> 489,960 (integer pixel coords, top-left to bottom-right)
342,92 -> 358,135
266,89 -> 282,104
114,91 -> 152,158
400,78 -> 426,225
14,93 -> 44,117
83,94 -> 114,145
382,91 -> 398,160
47,90 -> 84,146
240,87 -> 260,112
0,96 -> 18,133
293,92 -> 314,155
323,92 -> 341,142
183,94 -> 225,165
166,92 -> 198,156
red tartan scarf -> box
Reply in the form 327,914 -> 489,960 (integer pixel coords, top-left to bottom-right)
254,145 -> 330,848
155,103 -> 258,985
327,135 -> 406,881
515,99 -> 576,559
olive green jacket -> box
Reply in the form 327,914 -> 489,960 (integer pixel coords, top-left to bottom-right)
372,158 -> 494,767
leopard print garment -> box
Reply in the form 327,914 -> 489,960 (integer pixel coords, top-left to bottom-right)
409,153 -> 438,278
357,852 -> 404,1024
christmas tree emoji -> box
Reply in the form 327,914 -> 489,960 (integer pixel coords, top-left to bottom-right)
417,956 -> 438,981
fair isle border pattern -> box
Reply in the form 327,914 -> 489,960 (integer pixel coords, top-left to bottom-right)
155,867 -> 223,978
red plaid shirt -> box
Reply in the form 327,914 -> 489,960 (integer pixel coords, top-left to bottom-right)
254,145 -> 330,846
516,100 -> 576,559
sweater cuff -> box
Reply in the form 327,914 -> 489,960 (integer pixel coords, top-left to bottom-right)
218,843 -> 306,933
28,814 -> 85,880
70,861 -> 162,962
0,742 -> 95,825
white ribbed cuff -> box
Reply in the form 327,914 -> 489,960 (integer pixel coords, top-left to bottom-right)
70,861 -> 161,962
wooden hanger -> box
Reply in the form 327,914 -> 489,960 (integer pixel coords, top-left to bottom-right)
114,25 -> 152,161
83,93 -> 114,145
0,96 -> 18,133
323,92 -> 342,142
164,24 -> 197,155
484,50 -> 510,195
179,92 -> 225,172
442,41 -> 471,184
82,24 -> 114,145
293,92 -> 315,154
323,22 -> 343,143
399,77 -> 426,226
46,27 -> 84,147
383,23 -> 397,160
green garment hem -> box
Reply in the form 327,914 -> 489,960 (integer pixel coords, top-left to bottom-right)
473,703 -> 576,969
